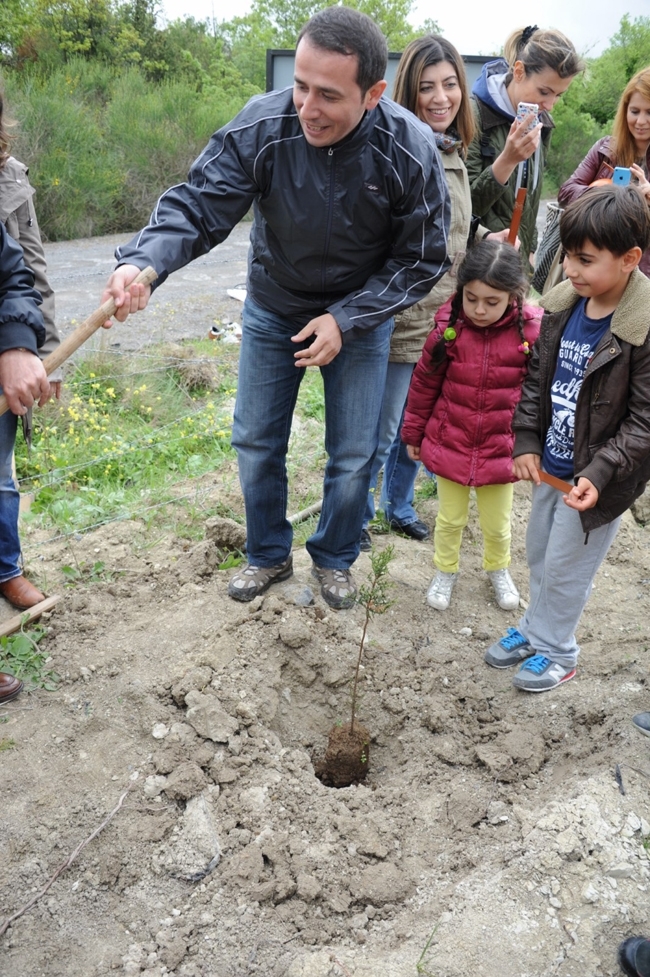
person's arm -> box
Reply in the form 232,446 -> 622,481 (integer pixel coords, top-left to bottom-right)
466,101 -> 540,217
103,100 -> 265,318
512,324 -> 545,463
576,338 -> 650,495
12,187 -> 62,391
325,142 -> 451,338
0,224 -> 49,413
558,139 -> 610,207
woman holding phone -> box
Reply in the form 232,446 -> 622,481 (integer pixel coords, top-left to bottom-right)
467,26 -> 583,272
558,66 -> 650,277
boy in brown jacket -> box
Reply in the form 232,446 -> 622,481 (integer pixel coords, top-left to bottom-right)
485,185 -> 650,692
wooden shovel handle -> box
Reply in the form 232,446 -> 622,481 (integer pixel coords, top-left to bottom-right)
539,470 -> 574,494
0,265 -> 158,418
508,187 -> 527,245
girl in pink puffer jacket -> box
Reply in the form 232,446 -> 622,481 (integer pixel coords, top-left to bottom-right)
401,240 -> 541,611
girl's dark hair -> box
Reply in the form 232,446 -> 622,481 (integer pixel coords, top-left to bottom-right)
429,240 -> 530,369
560,184 -> 650,256
392,35 -> 474,152
0,91 -> 13,169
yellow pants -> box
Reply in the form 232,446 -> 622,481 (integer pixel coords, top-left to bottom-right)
434,476 -> 514,574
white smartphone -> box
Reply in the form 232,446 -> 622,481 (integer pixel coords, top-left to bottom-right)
516,101 -> 539,132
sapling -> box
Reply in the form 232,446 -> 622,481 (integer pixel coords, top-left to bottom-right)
350,544 -> 395,733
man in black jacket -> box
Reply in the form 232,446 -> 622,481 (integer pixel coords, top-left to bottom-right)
102,6 -> 450,609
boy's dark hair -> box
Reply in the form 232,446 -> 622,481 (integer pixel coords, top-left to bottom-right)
560,185 -> 650,257
298,7 -> 388,95
429,240 -> 529,369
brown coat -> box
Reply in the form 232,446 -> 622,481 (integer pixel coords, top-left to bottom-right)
513,270 -> 650,531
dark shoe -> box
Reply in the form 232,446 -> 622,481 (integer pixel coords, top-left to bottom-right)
0,575 -> 45,609
311,565 -> 356,610
388,518 -> 430,541
227,556 -> 293,602
632,713 -> 650,738
618,937 -> 650,977
359,528 -> 372,552
0,672 -> 23,704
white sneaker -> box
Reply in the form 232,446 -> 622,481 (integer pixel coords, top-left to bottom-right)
426,571 -> 458,610
487,568 -> 520,610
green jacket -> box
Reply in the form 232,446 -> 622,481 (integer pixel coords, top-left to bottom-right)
465,97 -> 553,270
390,147 -> 489,363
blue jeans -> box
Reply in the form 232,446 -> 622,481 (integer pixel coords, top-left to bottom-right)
364,362 -> 421,527
0,397 -> 20,583
231,298 -> 392,568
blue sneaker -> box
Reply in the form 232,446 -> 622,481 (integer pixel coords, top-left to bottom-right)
512,654 -> 576,693
484,627 -> 533,669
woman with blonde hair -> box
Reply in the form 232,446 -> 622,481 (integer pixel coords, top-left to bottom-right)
558,66 -> 650,276
467,26 -> 583,272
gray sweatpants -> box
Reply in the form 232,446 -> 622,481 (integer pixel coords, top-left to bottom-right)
518,480 -> 621,668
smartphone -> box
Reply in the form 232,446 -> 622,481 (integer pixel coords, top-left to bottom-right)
516,101 -> 539,132
613,167 -> 631,186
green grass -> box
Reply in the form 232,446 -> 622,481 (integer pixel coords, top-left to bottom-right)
0,623 -> 58,691
16,339 -> 240,534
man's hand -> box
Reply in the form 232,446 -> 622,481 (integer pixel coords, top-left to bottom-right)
292,314 -> 342,367
513,453 -> 541,484
564,477 -> 599,512
406,444 -> 421,461
101,264 -> 151,328
0,349 -> 50,415
486,228 -> 520,251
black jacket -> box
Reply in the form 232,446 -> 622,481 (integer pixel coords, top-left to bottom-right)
0,222 -> 45,355
116,89 -> 451,335
513,271 -> 650,531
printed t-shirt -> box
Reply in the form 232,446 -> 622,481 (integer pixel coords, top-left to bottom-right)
542,298 -> 612,480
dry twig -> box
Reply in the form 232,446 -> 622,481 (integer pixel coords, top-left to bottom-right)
0,781 -> 134,937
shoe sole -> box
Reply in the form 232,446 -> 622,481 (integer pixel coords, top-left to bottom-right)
228,562 -> 293,602
513,668 -> 576,693
632,722 -> 650,738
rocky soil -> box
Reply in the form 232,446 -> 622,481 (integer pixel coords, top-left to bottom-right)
2,480 -> 650,977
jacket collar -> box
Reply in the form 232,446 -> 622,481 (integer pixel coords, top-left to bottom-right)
540,268 -> 650,346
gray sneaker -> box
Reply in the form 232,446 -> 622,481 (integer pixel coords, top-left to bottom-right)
632,712 -> 650,738
487,568 -> 520,610
228,556 -> 293,602
485,627 -> 534,668
311,565 -> 356,609
426,571 -> 458,610
512,654 -> 576,693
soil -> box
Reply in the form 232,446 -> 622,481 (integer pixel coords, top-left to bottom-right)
2,220 -> 650,976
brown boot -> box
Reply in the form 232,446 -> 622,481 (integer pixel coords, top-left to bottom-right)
0,672 -> 23,704
0,575 -> 45,609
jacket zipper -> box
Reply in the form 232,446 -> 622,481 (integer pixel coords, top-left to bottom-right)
469,331 -> 490,483
322,147 -> 335,294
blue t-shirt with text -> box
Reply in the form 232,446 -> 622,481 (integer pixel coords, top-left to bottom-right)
542,298 -> 612,480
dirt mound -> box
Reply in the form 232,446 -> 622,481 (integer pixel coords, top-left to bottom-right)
2,485 -> 650,976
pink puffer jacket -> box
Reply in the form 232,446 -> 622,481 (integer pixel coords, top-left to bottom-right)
401,298 -> 542,486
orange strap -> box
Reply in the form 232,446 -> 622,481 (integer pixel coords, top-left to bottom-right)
508,187 -> 528,245
539,470 -> 573,494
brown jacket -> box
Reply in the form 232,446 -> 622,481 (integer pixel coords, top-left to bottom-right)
390,147 -> 489,363
513,270 -> 650,531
